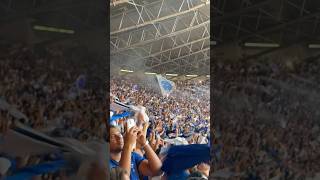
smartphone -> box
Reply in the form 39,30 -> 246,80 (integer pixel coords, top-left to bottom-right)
127,118 -> 136,130
126,118 -> 136,149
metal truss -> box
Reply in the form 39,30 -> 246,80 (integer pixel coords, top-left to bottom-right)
112,44 -> 209,73
111,22 -> 209,55
146,47 -> 210,74
214,0 -> 276,23
238,11 -> 320,43
159,56 -> 210,75
110,0 -> 209,35
214,0 -> 320,44
110,20 -> 209,53
110,0 -> 210,74
0,0 -> 96,22
149,48 -> 209,68
212,0 -> 320,63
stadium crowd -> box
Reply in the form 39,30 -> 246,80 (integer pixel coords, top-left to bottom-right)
0,44 -> 106,180
110,75 -> 211,180
4,41 -> 320,180
213,58 -> 320,179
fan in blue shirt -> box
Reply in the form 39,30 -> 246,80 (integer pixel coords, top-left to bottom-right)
110,152 -> 145,180
109,124 -> 162,180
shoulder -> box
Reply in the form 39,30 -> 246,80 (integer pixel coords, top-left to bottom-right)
132,151 -> 144,159
132,152 -> 146,165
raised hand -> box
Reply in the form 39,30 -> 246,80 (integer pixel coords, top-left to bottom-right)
136,130 -> 147,147
124,126 -> 138,150
149,132 -> 157,151
142,122 -> 149,137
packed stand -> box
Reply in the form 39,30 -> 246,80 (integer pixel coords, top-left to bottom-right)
110,75 -> 210,180
212,58 -> 320,179
0,44 -> 106,179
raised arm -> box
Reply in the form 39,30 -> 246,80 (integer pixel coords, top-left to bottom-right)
119,127 -> 138,175
137,130 -> 162,176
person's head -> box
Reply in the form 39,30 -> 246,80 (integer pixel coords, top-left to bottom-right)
110,125 -> 124,153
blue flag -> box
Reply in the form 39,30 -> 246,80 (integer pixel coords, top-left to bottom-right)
156,75 -> 175,97
161,144 -> 210,175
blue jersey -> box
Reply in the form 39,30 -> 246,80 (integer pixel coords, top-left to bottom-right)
110,152 -> 146,180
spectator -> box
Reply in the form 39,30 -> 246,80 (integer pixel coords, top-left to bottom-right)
0,43 -> 105,179
110,75 -> 210,179
109,125 -> 162,179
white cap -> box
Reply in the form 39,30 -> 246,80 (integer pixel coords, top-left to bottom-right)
0,157 -> 11,175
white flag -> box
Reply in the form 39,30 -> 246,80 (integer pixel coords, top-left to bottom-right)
156,75 -> 175,97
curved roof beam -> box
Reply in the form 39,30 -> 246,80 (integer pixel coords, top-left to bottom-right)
151,56 -> 210,74
110,0 -> 209,35
149,47 -> 209,69
111,17 -> 209,54
120,36 -> 209,62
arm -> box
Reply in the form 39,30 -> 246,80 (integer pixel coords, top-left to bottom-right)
119,127 -> 138,175
135,122 -> 149,156
137,132 -> 162,176
149,132 -> 157,151
119,144 -> 133,175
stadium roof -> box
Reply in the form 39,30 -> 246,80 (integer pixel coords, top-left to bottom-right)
110,0 -> 210,75
0,0 -> 106,52
213,0 -> 320,61
0,0 -> 107,88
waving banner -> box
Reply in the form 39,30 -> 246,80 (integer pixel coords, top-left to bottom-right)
156,75 -> 175,97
